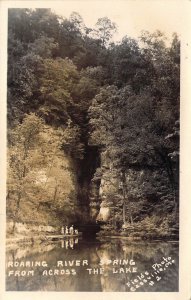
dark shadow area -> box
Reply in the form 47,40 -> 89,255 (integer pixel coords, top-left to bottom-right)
77,145 -> 101,219
77,222 -> 101,239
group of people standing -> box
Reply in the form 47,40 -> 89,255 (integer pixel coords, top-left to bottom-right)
61,225 -> 78,236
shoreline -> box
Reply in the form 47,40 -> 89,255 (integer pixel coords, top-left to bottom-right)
6,234 -> 179,249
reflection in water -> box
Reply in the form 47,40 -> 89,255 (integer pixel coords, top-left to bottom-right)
61,238 -> 79,249
6,238 -> 178,292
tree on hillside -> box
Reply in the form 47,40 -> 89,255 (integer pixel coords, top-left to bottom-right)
7,114 -> 79,230
94,17 -> 117,46
39,58 -> 79,125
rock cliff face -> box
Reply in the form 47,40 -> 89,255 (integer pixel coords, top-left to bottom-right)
96,165 -> 144,223
90,150 -> 120,223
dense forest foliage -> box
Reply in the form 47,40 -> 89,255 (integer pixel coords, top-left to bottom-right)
7,9 -> 179,238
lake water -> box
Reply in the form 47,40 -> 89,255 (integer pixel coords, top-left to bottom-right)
6,237 -> 178,292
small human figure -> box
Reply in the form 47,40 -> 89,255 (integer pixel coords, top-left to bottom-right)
69,225 -> 74,235
65,226 -> 69,235
61,226 -> 65,235
74,229 -> 78,235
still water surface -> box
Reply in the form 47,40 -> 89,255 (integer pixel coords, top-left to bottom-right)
6,238 -> 178,292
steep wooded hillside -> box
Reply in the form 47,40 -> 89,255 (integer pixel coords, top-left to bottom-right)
7,9 -> 179,238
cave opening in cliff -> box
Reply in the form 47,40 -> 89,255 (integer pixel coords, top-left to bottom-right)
76,144 -> 102,237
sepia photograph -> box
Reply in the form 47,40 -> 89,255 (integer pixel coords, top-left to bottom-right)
0,0 -> 191,299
